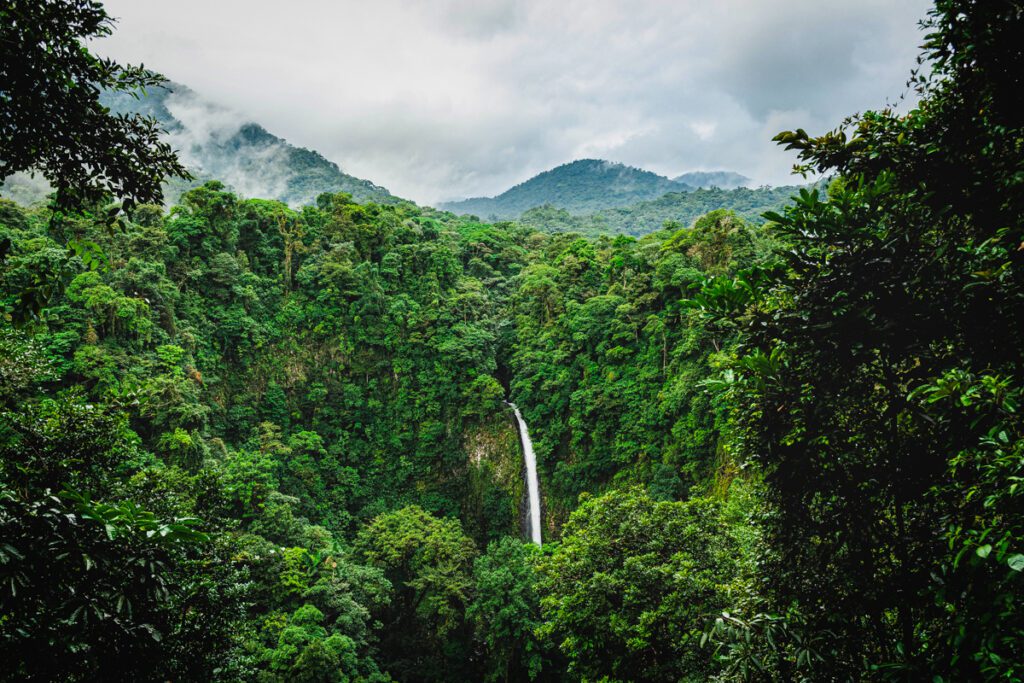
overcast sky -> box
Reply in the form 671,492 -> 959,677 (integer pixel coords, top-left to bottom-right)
98,0 -> 932,204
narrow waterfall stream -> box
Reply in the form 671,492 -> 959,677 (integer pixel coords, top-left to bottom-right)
507,403 -> 542,545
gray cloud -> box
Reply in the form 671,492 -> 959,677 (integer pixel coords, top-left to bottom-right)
97,0 -> 931,204
162,92 -> 295,201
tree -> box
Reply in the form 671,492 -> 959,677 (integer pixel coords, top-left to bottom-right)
692,1 -> 1024,678
0,0 -> 188,211
469,537 -> 546,682
355,505 -> 477,680
0,393 -> 224,681
537,488 -> 740,682
263,603 -> 388,683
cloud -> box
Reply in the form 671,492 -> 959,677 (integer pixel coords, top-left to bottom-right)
97,0 -> 932,204
161,92 -> 294,202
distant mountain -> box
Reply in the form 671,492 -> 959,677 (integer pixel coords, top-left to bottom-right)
103,84 -> 399,207
517,184 -> 807,237
672,170 -> 751,190
1,84 -> 399,207
439,159 -> 692,219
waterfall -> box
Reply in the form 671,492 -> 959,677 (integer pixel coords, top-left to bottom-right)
507,402 -> 542,545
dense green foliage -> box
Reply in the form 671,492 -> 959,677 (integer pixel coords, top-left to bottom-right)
0,393 -> 234,681
538,488 -> 742,682
0,178 -> 757,679
3,0 -> 1023,681
517,184 -> 803,237
0,186 -> 515,679
470,537 -> 546,682
354,505 -> 477,678
510,209 -> 775,520
693,1 -> 1024,679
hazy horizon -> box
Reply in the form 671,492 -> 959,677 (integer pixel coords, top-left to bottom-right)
97,0 -> 931,204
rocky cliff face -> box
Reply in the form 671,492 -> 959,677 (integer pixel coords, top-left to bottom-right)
461,414 -> 523,543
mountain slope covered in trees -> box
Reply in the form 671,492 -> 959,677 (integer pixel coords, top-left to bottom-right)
441,161 -> 791,235
0,186 -> 763,680
439,159 -> 692,219
105,84 -> 400,207
1,83 -> 398,208
517,184 -> 805,236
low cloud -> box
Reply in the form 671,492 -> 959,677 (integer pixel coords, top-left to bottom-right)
98,0 -> 931,204
161,92 -> 294,201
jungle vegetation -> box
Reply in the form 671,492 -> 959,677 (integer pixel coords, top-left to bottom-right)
1,0 -> 1022,681
515,184 -> 804,237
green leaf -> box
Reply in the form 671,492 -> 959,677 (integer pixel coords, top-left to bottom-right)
976,544 -> 992,559
1008,554 -> 1024,571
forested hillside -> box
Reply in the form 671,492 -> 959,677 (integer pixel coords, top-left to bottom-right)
439,159 -> 691,219
0,186 -> 761,680
517,184 -> 803,236
102,84 -> 399,208
2,0 -> 1023,681
443,160 -> 798,236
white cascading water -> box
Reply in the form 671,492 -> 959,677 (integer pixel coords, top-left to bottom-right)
507,403 -> 542,545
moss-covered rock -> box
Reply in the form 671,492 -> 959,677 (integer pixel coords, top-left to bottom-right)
461,412 -> 523,544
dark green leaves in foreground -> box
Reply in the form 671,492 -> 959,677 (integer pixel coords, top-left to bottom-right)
0,0 -> 189,212
688,1 -> 1024,679
0,396 -> 223,681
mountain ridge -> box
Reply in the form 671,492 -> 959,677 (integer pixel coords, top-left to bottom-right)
0,83 -> 401,208
101,84 -> 399,207
439,159 -> 694,219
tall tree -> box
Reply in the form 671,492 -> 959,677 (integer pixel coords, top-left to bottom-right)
694,1 -> 1024,678
0,0 -> 188,211
537,488 -> 739,682
355,506 -> 477,680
